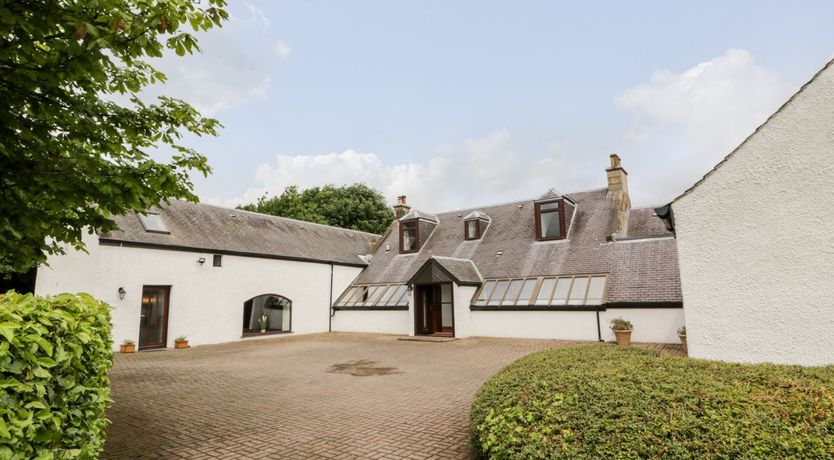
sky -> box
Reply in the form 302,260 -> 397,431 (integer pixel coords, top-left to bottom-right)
145,1 -> 834,212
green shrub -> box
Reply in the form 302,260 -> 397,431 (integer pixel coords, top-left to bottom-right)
471,345 -> 834,459
0,291 -> 113,459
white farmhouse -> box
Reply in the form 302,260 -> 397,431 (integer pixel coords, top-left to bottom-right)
37,157 -> 683,350
657,58 -> 834,365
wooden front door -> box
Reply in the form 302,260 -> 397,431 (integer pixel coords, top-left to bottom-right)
139,286 -> 170,350
415,284 -> 454,337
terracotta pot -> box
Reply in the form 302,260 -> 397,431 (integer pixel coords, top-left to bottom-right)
613,329 -> 632,346
678,333 -> 687,354
120,343 -> 135,353
174,341 -> 189,349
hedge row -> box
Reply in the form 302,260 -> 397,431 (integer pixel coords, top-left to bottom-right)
471,345 -> 834,459
0,292 -> 113,459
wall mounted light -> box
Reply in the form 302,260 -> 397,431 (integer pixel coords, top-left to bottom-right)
118,287 -> 126,300
197,257 -> 206,265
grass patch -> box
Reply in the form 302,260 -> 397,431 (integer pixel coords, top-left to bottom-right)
470,345 -> 834,459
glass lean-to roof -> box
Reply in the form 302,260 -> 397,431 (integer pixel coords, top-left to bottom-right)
472,274 -> 607,307
334,284 -> 410,308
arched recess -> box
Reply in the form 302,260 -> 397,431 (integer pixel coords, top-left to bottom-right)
243,294 -> 292,335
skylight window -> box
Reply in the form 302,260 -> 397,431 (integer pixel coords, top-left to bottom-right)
138,212 -> 170,234
472,275 -> 608,307
334,284 -> 410,308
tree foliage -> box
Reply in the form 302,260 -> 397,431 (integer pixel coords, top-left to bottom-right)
239,184 -> 395,235
0,0 -> 229,273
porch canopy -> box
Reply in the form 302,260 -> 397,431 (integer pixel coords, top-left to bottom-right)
406,256 -> 482,287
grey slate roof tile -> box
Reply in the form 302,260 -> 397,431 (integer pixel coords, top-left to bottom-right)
100,200 -> 377,266
354,188 -> 681,304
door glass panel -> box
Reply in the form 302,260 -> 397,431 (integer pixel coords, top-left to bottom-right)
441,303 -> 453,327
487,280 -> 509,305
440,283 -> 452,303
139,287 -> 168,348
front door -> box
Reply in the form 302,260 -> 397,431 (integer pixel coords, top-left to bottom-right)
415,283 -> 454,336
139,286 -> 170,350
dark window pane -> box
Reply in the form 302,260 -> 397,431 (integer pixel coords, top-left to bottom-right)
212,254 -> 222,267
243,294 -> 291,333
402,222 -> 418,251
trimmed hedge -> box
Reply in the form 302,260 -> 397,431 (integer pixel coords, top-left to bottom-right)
471,345 -> 834,459
0,292 -> 113,459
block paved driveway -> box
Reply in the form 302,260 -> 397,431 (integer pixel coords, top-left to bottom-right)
103,333 -> 683,459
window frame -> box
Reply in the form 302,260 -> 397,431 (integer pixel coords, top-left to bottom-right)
534,199 -> 567,241
471,274 -> 608,309
464,219 -> 481,240
399,219 -> 420,253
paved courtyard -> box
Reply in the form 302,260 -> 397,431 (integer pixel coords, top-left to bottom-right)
103,333 -> 683,459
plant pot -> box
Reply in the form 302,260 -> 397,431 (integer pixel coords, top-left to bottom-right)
260,329 -> 266,333
174,341 -> 189,349
613,329 -> 632,346
678,333 -> 687,354
120,343 -> 135,353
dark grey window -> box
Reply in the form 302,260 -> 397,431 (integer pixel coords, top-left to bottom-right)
213,254 -> 222,267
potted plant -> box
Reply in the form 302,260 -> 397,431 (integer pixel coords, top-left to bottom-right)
610,318 -> 633,346
120,339 -> 135,353
174,336 -> 189,349
677,326 -> 687,354
258,313 -> 268,333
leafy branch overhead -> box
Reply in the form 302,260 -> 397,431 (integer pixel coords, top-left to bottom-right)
0,0 -> 229,273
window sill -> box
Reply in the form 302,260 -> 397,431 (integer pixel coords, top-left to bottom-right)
241,330 -> 293,338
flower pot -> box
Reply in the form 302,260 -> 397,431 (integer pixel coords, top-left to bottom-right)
678,333 -> 687,354
260,329 -> 266,333
120,343 -> 135,353
613,329 -> 632,346
174,341 -> 189,349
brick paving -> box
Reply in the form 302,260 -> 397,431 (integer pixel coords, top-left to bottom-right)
103,333 -> 684,459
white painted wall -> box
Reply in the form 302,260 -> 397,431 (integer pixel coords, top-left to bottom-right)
35,232 -> 362,351
600,308 -> 684,344
331,310 -> 410,335
673,61 -> 834,365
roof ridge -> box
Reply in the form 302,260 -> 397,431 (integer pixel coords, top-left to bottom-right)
429,186 -> 609,216
186,200 -> 381,237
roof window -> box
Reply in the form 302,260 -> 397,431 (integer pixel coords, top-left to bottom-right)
472,275 -> 607,307
334,284 -> 410,308
138,212 -> 170,234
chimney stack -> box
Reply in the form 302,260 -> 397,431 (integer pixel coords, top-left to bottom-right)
606,154 -> 631,237
392,195 -> 411,219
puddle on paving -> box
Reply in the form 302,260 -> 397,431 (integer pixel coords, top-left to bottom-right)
326,359 -> 402,377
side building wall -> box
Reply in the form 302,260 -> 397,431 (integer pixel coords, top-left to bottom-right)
35,232 -> 363,351
673,61 -> 834,365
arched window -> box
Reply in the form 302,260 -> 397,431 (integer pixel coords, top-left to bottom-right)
243,294 -> 292,335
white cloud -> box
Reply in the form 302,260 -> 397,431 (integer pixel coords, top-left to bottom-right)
134,4 -> 291,116
208,130 -> 592,212
615,49 -> 795,204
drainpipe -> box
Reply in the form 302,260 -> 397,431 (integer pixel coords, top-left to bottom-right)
595,307 -> 603,342
328,263 -> 334,332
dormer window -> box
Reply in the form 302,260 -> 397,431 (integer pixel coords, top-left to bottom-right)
534,199 -> 566,241
400,220 -> 419,253
465,220 -> 480,240
463,210 -> 489,240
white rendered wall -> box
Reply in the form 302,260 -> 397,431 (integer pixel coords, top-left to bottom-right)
673,62 -> 834,365
35,232 -> 362,351
600,308 -> 684,344
330,310 -> 410,335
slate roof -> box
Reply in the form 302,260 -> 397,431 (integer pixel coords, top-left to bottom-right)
100,200 -> 378,266
354,188 -> 681,304
400,209 -> 438,222
627,207 -> 673,239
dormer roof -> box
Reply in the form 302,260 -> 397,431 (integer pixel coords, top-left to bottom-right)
464,210 -> 490,221
399,209 -> 438,223
536,188 -> 577,205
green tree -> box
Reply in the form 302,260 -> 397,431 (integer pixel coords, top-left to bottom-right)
240,184 -> 395,235
0,0 -> 229,273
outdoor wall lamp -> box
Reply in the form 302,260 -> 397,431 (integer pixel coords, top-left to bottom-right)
197,257 -> 206,265
118,287 -> 126,300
